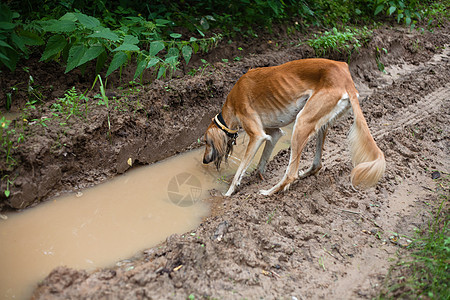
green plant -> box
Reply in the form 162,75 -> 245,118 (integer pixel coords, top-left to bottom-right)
376,46 -> 388,73
306,26 -> 372,58
51,87 -> 89,120
0,117 -> 16,167
188,59 -> 213,76
373,0 -> 422,28
31,117 -> 51,128
0,3 -> 44,71
378,175 -> 449,299
25,72 -> 44,104
37,10 -> 222,80
2,174 -> 18,198
266,207 -> 278,224
420,1 -> 450,29
92,75 -> 111,138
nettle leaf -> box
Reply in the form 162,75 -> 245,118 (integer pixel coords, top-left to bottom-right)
155,19 -> 171,26
0,51 -> 10,61
113,44 -> 139,52
75,13 -> 100,29
167,47 -> 179,58
200,17 -> 210,30
374,4 -> 384,16
192,42 -> 199,54
123,35 -> 139,45
405,16 -> 411,26
0,46 -> 18,71
165,56 -> 178,67
59,12 -> 77,22
95,50 -> 107,74
65,43 -> 87,73
106,51 -> 128,77
78,45 -> 104,65
170,33 -> 182,39
0,40 -> 13,49
11,32 -> 27,54
157,65 -> 166,79
17,30 -> 44,46
182,45 -> 193,64
40,34 -> 67,61
149,41 -> 165,56
388,6 -> 396,16
147,57 -> 159,68
43,19 -> 77,32
88,28 -> 120,42
0,22 -> 15,30
134,57 -> 148,79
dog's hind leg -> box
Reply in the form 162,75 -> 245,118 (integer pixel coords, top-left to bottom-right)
256,128 -> 284,178
300,99 -> 350,179
299,124 -> 328,179
260,90 -> 345,196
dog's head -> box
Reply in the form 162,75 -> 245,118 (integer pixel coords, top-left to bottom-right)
202,122 -> 234,170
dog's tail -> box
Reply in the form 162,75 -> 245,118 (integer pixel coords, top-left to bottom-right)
347,89 -> 386,188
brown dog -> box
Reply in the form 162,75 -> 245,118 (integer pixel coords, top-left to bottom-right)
202,58 -> 385,196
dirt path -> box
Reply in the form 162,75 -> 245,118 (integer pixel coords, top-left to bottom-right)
13,26 -> 450,299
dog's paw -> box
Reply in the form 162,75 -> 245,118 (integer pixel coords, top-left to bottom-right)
298,169 -> 312,179
282,183 -> 291,192
259,189 -> 272,196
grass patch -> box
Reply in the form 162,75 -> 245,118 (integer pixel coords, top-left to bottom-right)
305,26 -> 372,59
378,173 -> 449,299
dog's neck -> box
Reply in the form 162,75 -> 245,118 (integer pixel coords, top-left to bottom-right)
221,107 -> 239,131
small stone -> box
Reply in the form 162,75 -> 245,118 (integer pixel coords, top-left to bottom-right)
431,171 -> 441,179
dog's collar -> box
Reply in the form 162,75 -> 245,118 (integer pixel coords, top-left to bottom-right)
213,113 -> 238,139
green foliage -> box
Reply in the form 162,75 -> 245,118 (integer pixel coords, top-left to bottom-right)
420,1 -> 450,28
51,87 -> 89,120
0,117 -> 17,167
373,0 -> 422,28
379,175 -> 449,299
1,0 -> 448,77
376,46 -> 388,73
38,11 -> 220,78
1,3 -> 222,79
306,27 -> 373,57
0,3 -> 44,71
92,75 -> 111,138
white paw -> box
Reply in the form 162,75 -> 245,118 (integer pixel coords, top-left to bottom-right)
282,183 -> 291,192
259,189 -> 272,196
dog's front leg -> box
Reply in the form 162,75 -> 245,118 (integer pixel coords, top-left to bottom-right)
225,134 -> 270,196
256,128 -> 284,178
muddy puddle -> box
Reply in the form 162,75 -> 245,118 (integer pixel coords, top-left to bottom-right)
0,125 -> 293,299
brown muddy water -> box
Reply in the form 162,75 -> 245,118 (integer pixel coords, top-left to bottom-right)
0,125 -> 293,299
